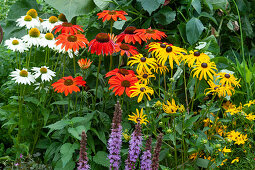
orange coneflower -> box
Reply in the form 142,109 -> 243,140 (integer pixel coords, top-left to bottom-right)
106,68 -> 135,78
117,26 -> 144,44
52,76 -> 86,96
52,22 -> 84,34
88,33 -> 115,56
97,10 -> 128,22
55,33 -> 89,52
78,58 -> 93,70
135,27 -> 167,41
108,73 -> 138,97
115,43 -> 139,57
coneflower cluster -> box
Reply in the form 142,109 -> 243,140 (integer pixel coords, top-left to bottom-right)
108,101 -> 123,170
140,136 -> 152,170
77,131 -> 90,170
125,122 -> 142,170
152,133 -> 163,170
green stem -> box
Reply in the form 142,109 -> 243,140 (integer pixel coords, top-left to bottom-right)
73,54 -> 76,75
63,55 -> 66,77
183,65 -> 189,114
45,47 -> 48,65
158,74 -> 161,98
93,55 -> 102,110
27,47 -> 32,68
54,54 -> 61,72
68,95 -> 71,118
15,52 -> 18,68
173,116 -> 177,168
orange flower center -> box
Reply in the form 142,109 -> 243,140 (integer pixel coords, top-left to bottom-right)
49,16 -> 58,23
194,51 -> 200,56
225,74 -> 230,78
124,26 -> 136,34
108,10 -> 116,15
201,63 -> 208,68
27,9 -> 38,18
121,80 -> 131,87
166,46 -> 172,52
58,13 -> 67,22
29,28 -> 40,38
40,67 -> 47,74
120,44 -> 130,50
12,40 -> 19,45
160,43 -> 166,48
19,70 -> 28,77
62,22 -> 73,27
118,69 -> 129,75
140,57 -> 146,62
142,74 -> 148,78
140,87 -> 146,92
96,33 -> 110,43
67,35 -> 77,42
64,79 -> 74,86
24,15 -> 32,21
146,29 -> 155,34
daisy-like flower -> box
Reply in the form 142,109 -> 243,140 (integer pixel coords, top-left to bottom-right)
155,63 -> 169,75
108,73 -> 138,97
216,72 -> 241,87
185,50 -> 211,68
117,26 -> 144,44
135,27 -> 167,41
88,33 -> 115,56
163,99 -> 178,114
148,42 -> 186,69
5,38 -> 28,53
40,33 -> 56,49
41,16 -> 63,32
130,82 -> 154,103
106,68 -> 135,78
52,22 -> 84,34
225,107 -> 240,115
218,147 -> 231,153
244,100 -> 255,107
22,28 -> 42,47
97,10 -> 128,22
127,54 -> 157,74
78,58 -> 93,70
234,134 -> 248,145
231,157 -> 240,164
10,68 -> 35,85
218,85 -> 235,98
205,80 -> 221,95
52,76 -> 86,96
191,60 -> 217,80
32,66 -> 56,82
136,70 -> 156,85
55,33 -> 89,52
128,108 -> 149,125
26,9 -> 38,19
54,45 -> 79,59
115,43 -> 139,57
16,15 -> 40,29
245,113 -> 255,121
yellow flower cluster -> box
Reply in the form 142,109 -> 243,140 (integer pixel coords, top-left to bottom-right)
226,130 -> 248,145
245,113 -> 255,121
244,99 -> 255,107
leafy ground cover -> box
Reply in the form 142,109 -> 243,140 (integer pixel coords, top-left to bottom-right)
0,0 -> 255,169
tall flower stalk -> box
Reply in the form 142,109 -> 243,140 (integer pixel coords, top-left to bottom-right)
140,136 -> 152,170
125,122 -> 142,170
78,131 -> 90,170
152,133 -> 163,170
108,101 -> 123,170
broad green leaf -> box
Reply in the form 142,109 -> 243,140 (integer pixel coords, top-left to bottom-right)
153,6 -> 176,25
93,0 -> 109,10
159,148 -> 169,161
206,0 -> 227,10
60,143 -> 79,167
191,0 -> 201,14
245,69 -> 252,84
184,115 -> 200,129
199,12 -> 218,25
196,158 -> 209,168
201,35 -> 220,54
91,128 -> 107,145
113,16 -> 131,30
93,151 -> 110,167
51,100 -> 68,105
137,0 -> 165,15
44,0 -> 96,22
46,119 -> 70,135
55,159 -> 75,170
44,142 -> 61,162
186,18 -> 204,45
68,124 -> 91,140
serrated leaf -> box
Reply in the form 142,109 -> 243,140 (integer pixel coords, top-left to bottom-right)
137,0 -> 165,15
45,119 -> 70,135
186,18 -> 204,45
93,151 -> 110,167
184,115 -> 200,129
44,0 -> 96,22
60,143 -> 79,167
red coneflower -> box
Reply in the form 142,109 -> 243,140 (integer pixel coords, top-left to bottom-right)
115,43 -> 139,57
97,10 -> 128,22
52,22 -> 84,34
55,33 -> 89,52
78,58 -> 93,70
108,73 -> 138,97
135,27 -> 167,41
52,76 -> 86,96
88,33 -> 115,56
117,26 -> 144,44
106,68 -> 135,78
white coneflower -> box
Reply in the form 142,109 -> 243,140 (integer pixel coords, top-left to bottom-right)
54,44 -> 79,58
22,28 -> 42,47
41,16 -> 62,32
5,38 -> 28,53
40,33 -> 56,49
32,66 -> 56,82
10,68 -> 35,85
16,15 -> 40,29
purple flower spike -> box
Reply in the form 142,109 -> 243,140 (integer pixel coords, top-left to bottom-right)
152,133 -> 163,170
78,131 -> 90,170
140,136 -> 152,170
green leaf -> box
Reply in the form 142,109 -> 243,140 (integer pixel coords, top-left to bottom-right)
44,0 -> 96,22
205,0 -> 227,10
93,0 -> 109,10
91,128 -> 107,145
93,151 -> 110,167
196,158 -> 209,168
153,6 -> 176,25
245,69 -> 252,84
51,100 -> 68,105
199,12 -> 218,25
184,115 -> 200,129
60,143 -> 79,167
44,142 -> 61,162
46,119 -> 70,135
137,0 -> 165,15
191,0 -> 201,14
201,35 -> 220,54
55,159 -> 75,170
68,124 -> 91,140
186,17 -> 204,45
